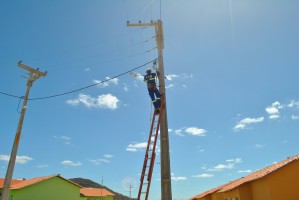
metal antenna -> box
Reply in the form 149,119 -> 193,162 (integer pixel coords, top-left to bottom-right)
0,61 -> 47,200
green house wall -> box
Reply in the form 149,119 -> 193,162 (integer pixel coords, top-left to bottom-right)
84,196 -> 114,200
8,177 -> 84,200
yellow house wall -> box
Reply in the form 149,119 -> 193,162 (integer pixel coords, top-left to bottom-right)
238,183 -> 252,200
251,176 -> 271,200
267,160 -> 299,200
218,189 -> 239,200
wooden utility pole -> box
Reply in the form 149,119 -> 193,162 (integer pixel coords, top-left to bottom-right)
0,61 -> 47,200
127,20 -> 172,200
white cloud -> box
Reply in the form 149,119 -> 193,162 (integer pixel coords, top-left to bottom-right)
84,67 -> 90,72
126,142 -> 147,152
269,115 -> 280,119
265,101 -> 284,119
66,99 -> 80,106
208,163 -> 235,171
165,74 -> 179,81
166,84 -> 175,89
66,93 -> 120,110
93,77 -> 119,88
171,176 -> 187,181
255,144 -> 263,148
234,117 -> 264,131
123,85 -> 129,92
292,115 -> 299,120
185,127 -> 207,136
174,129 -> 184,137
89,159 -> 110,165
238,170 -> 252,173
61,160 -> 82,167
192,174 -> 214,178
104,154 -> 113,158
288,100 -> 299,108
226,158 -> 242,163
265,107 -> 279,115
35,164 -> 49,168
240,117 -> 264,124
54,136 -> 71,145
131,73 -> 144,82
0,155 -> 33,164
234,123 -> 245,130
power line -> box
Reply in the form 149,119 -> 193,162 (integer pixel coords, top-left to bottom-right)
0,91 -> 21,99
0,58 -> 156,101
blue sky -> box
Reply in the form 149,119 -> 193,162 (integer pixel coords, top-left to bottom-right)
1,0 -> 299,199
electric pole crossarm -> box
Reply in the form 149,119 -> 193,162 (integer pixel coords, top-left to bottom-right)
18,61 -> 47,77
127,20 -> 164,51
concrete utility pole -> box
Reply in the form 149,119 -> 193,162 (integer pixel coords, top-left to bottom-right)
127,20 -> 172,200
0,61 -> 47,200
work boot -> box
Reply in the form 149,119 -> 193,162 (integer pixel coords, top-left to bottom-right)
155,108 -> 160,115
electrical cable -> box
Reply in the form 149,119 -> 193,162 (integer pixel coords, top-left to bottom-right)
0,91 -> 22,99
0,58 -> 157,101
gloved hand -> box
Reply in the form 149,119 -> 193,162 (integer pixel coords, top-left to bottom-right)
153,65 -> 158,70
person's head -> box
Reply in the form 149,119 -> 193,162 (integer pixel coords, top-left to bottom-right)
146,68 -> 151,74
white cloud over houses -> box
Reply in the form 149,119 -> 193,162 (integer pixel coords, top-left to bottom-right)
0,155 -> 33,164
208,163 -> 235,171
192,174 -> 214,178
66,93 -> 120,110
61,160 -> 82,167
207,158 -> 243,172
234,117 -> 264,131
93,77 -> 119,88
126,142 -> 147,152
89,154 -> 113,165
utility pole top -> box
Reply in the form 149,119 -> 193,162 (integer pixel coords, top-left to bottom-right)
0,61 -> 47,200
127,20 -> 164,50
18,61 -> 47,81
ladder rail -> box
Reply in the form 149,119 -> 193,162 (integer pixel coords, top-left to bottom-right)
138,96 -> 164,200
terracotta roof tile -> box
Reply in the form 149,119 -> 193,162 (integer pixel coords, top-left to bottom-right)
218,154 -> 299,192
0,179 -> 24,189
1,174 -> 81,190
80,188 -> 114,197
10,175 -> 55,189
190,154 -> 299,199
189,187 -> 220,200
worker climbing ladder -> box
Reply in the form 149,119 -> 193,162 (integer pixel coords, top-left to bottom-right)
137,96 -> 164,200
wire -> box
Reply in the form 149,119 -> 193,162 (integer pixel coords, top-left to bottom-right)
0,58 -> 157,101
29,58 -> 157,100
17,97 -> 24,113
0,91 -> 22,99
